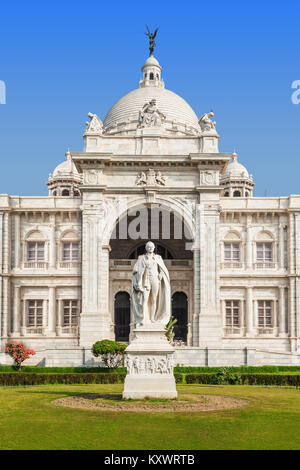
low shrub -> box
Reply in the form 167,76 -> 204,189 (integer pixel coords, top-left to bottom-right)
210,368 -> 242,385
174,373 -> 183,384
91,340 -> 127,368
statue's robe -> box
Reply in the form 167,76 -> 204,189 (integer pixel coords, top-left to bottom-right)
131,254 -> 171,326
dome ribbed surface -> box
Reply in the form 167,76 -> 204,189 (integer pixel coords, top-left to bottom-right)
222,158 -> 249,179
53,157 -> 79,178
103,87 -> 199,130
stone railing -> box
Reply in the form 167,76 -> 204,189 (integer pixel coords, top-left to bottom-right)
221,262 -> 243,269
254,262 -> 276,269
24,262 -> 48,269
59,261 -> 80,269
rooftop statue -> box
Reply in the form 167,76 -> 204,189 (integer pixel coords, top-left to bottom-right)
138,99 -> 166,128
145,26 -> 159,56
199,110 -> 216,132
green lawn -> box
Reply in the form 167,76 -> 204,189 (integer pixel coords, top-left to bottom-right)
0,384 -> 300,450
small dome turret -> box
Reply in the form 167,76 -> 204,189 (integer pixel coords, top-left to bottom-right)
47,150 -> 82,197
220,152 -> 254,197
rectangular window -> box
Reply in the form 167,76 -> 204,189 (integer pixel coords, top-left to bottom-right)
27,300 -> 43,327
63,300 -> 79,326
258,300 -> 273,328
224,243 -> 240,261
27,242 -> 45,261
256,243 -> 273,262
225,300 -> 240,328
62,242 -> 79,261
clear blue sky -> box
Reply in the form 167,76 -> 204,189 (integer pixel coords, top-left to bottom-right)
0,0 -> 299,197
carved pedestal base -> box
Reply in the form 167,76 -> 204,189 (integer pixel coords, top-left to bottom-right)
122,325 -> 177,399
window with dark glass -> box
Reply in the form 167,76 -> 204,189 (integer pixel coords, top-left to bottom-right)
27,242 -> 45,261
27,300 -> 43,327
225,300 -> 240,328
63,300 -> 79,326
256,242 -> 272,262
62,242 -> 79,261
258,300 -> 272,328
224,243 -> 240,261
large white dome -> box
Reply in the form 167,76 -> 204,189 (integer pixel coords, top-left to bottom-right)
103,87 -> 199,132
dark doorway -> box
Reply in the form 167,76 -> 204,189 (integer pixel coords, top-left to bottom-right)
172,292 -> 188,342
114,292 -> 130,342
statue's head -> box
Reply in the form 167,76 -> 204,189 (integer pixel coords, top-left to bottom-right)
145,241 -> 155,253
150,99 -> 156,105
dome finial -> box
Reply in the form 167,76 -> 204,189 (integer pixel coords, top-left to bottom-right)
145,26 -> 159,56
65,148 -> 71,161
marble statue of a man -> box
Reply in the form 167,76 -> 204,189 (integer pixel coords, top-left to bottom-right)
131,241 -> 171,327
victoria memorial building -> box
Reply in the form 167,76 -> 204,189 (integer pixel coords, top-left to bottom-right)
1,49 -> 300,367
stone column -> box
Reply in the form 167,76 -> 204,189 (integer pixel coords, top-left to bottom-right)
80,203 -> 106,347
49,214 -> 56,268
245,287 -> 253,336
14,213 -> 21,269
197,202 -> 222,347
56,299 -> 62,336
21,299 -> 26,336
278,286 -> 286,336
279,222 -> 285,270
42,300 -> 48,334
192,245 -> 200,346
48,287 -> 56,335
246,215 -> 252,270
12,285 -> 21,335
2,277 -> 9,339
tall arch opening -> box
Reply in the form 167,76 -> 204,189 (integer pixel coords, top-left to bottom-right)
109,203 -> 194,345
172,292 -> 188,342
114,291 -> 130,342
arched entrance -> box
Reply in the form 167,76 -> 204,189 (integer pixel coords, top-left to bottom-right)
172,292 -> 188,342
107,203 -> 194,345
114,291 -> 130,342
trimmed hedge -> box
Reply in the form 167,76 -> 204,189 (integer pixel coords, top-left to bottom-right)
174,365 -> 300,374
0,373 -> 126,386
0,372 -> 183,387
185,373 -> 300,386
0,366 -> 127,374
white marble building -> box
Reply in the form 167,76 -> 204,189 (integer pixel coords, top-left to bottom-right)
1,52 -> 300,367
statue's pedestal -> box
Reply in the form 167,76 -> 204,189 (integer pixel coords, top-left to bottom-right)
122,325 -> 177,399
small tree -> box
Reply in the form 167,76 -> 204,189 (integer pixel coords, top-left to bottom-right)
91,339 -> 127,368
165,316 -> 177,343
5,343 -> 36,370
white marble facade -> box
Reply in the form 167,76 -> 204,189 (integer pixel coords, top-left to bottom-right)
1,53 -> 300,367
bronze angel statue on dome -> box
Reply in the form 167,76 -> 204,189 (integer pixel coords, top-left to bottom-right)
145,26 -> 159,56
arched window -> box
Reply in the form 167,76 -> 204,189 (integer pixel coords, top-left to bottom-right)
245,191 -> 249,197
150,72 -> 154,80
171,292 -> 188,342
233,190 -> 241,197
25,230 -> 47,266
114,292 -> 130,342
128,243 -> 174,259
62,189 -> 70,197
74,190 -> 80,197
53,190 -> 57,196
224,191 -> 229,197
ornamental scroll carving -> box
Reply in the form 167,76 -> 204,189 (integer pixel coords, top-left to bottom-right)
126,355 -> 174,375
200,170 -> 219,186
